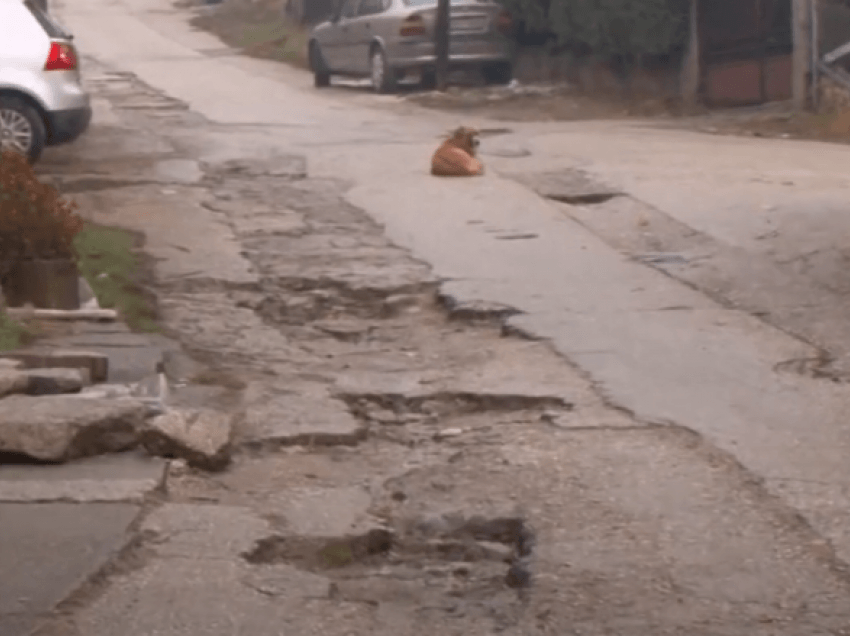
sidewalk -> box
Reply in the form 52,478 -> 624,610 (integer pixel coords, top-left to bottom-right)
1,37 -> 846,635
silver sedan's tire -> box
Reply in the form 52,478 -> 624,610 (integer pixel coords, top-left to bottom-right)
309,42 -> 331,88
370,47 -> 397,94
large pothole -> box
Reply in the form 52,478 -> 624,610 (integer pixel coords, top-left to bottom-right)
341,390 -> 573,423
255,280 -> 438,325
241,512 -> 535,591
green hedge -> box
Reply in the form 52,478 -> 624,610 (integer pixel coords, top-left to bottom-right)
502,0 -> 691,65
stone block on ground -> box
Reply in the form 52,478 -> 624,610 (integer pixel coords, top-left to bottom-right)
0,358 -> 23,370
0,369 -> 29,398
0,451 -> 167,503
23,368 -> 88,396
240,385 -> 366,449
78,383 -> 135,399
1,349 -> 109,383
0,396 -> 149,462
141,408 -> 233,471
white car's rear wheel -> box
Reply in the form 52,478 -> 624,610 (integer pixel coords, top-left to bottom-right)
0,97 -> 45,163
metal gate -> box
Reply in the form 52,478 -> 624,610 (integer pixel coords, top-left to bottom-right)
814,0 -> 850,108
699,0 -> 794,106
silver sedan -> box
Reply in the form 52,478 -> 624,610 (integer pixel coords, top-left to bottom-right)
308,0 -> 513,93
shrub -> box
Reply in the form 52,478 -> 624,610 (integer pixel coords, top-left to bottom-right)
0,150 -> 84,279
501,0 -> 690,67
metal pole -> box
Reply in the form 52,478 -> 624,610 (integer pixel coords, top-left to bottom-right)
680,0 -> 700,108
435,0 -> 450,91
811,0 -> 819,110
792,0 -> 812,110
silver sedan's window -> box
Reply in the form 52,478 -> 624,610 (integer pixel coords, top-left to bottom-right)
341,0 -> 359,18
404,0 -> 486,5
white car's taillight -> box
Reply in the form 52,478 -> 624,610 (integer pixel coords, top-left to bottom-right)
44,41 -> 78,71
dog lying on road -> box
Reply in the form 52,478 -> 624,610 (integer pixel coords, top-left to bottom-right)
431,126 -> 484,177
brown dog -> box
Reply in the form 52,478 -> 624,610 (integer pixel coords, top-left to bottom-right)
431,126 -> 484,177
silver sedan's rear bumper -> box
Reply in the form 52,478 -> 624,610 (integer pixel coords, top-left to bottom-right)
387,38 -> 510,70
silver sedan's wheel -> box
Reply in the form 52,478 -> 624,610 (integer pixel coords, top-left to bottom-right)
0,97 -> 46,163
310,41 -> 331,88
370,47 -> 396,94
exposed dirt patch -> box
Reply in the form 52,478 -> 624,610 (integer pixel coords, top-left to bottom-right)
242,528 -> 394,569
407,84 -> 682,122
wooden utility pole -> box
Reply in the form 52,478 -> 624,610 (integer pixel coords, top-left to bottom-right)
435,0 -> 450,91
792,0 -> 812,110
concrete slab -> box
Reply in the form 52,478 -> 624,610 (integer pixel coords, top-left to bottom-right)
0,502 -> 140,635
141,503 -> 271,559
64,558 -> 373,636
2,350 -> 109,384
269,486 -> 376,537
154,158 -> 203,184
46,326 -> 180,384
241,385 -> 367,448
0,614 -> 39,636
0,452 -> 167,503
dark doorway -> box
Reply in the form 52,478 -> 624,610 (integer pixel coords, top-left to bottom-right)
699,0 -> 794,106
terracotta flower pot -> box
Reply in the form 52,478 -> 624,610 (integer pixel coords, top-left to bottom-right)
2,258 -> 80,310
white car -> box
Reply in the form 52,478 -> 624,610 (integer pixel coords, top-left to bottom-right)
0,0 -> 91,162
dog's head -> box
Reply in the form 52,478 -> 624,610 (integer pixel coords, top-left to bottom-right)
448,126 -> 480,156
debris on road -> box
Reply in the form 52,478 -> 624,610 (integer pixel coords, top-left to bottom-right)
142,408 -> 233,471
0,395 -> 149,462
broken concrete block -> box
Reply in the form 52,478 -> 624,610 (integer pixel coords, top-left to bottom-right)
241,390 -> 367,449
141,409 -> 232,471
2,349 -> 109,383
0,369 -> 29,398
0,452 -> 167,503
0,395 -> 149,462
24,368 -> 88,396
0,358 -> 23,370
78,384 -> 134,399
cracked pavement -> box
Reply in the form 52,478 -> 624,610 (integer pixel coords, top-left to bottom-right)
4,0 -> 850,632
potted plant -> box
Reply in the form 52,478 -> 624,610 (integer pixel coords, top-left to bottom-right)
0,150 -> 84,309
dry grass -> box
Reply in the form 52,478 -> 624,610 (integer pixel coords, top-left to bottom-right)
191,1 -> 310,69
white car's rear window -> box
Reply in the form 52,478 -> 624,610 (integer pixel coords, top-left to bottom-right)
24,1 -> 72,39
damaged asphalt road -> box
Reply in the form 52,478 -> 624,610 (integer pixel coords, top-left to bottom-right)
5,0 -> 850,633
